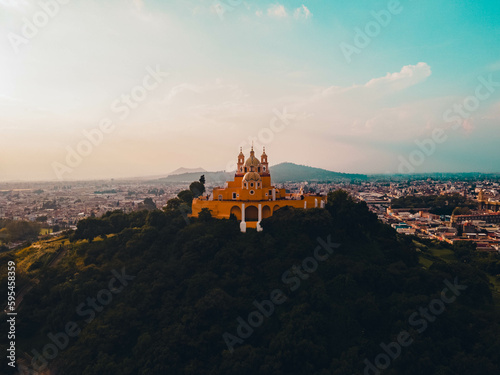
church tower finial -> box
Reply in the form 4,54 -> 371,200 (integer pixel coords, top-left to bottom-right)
260,146 -> 268,173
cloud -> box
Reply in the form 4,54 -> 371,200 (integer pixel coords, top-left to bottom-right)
267,4 -> 287,18
287,62 -> 436,143
256,4 -> 311,21
293,5 -> 311,20
364,62 -> 432,91
308,63 -> 432,104
164,83 -> 204,104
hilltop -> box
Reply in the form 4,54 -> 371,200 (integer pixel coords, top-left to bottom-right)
167,167 -> 206,176
1,191 -> 499,375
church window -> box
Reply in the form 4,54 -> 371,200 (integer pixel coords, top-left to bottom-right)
232,192 -> 237,199
250,190 -> 254,195
218,195 -> 223,201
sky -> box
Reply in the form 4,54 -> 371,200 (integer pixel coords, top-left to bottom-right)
0,0 -> 499,181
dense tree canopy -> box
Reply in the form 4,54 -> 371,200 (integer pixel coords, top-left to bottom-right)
1,190 -> 499,375
0,219 -> 41,243
391,193 -> 476,215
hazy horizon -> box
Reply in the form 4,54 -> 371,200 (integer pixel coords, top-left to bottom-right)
1,0 -> 499,181
1,162 -> 499,184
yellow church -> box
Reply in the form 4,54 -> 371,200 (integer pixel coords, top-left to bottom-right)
191,146 -> 327,232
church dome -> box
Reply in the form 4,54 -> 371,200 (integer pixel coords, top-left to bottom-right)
245,156 -> 260,168
243,171 -> 261,182
245,148 -> 261,170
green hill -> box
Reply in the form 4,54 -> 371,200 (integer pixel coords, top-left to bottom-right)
1,191 -> 499,375
269,162 -> 367,183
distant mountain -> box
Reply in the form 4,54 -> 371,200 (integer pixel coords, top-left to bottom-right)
158,171 -> 231,184
269,162 -> 367,183
157,162 -> 366,184
168,167 -> 206,176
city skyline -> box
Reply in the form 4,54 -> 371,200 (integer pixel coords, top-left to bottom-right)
1,0 -> 499,181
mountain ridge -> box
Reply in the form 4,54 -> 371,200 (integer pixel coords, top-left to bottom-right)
156,162 -> 367,184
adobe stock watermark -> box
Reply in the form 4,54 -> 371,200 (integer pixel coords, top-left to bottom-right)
224,107 -> 297,172
212,0 -> 243,20
340,0 -> 403,63
17,268 -> 135,375
398,74 -> 499,174
359,277 -> 467,375
51,65 -> 171,180
223,235 -> 340,353
7,0 -> 71,55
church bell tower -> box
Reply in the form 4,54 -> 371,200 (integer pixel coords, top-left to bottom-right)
236,147 -> 245,176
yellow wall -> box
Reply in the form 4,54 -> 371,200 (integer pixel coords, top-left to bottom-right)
192,195 -> 326,222
211,175 -> 287,202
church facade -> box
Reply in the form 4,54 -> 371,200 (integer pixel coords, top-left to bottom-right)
191,147 -> 326,232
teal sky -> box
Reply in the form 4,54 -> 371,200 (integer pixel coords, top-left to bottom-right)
0,0 -> 499,180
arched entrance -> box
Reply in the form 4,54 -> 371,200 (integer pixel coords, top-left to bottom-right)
230,206 -> 242,220
273,205 -> 281,213
262,205 -> 271,219
245,206 -> 258,221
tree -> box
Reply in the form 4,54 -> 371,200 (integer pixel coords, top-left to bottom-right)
198,208 -> 212,222
326,189 -> 355,214
2,220 -> 41,243
453,240 -> 476,262
452,206 -> 471,216
165,198 -> 183,211
72,217 -> 111,242
199,175 -> 206,185
142,198 -> 157,211
146,210 -> 167,228
177,190 -> 194,205
0,228 -> 9,243
42,199 -> 58,209
189,181 -> 205,198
